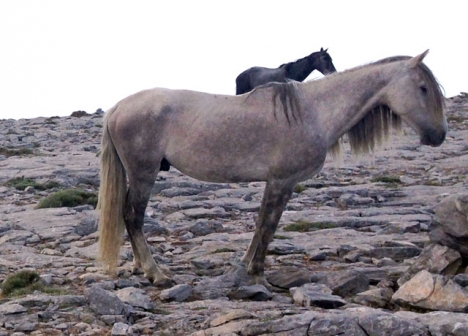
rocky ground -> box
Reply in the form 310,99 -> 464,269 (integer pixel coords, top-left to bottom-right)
0,95 -> 468,335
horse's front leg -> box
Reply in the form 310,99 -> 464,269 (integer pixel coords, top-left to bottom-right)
241,180 -> 295,288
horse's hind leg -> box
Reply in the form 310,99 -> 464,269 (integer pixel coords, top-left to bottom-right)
241,180 -> 295,287
124,172 -> 172,286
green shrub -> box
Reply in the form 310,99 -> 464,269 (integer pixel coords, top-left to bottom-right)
0,147 -> 34,157
5,177 -> 62,191
1,270 -> 41,296
1,270 -> 66,297
371,175 -> 401,184
294,184 -> 307,194
283,220 -> 337,232
35,189 -> 97,209
212,248 -> 237,253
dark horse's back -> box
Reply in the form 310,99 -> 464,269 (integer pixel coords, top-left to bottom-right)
236,66 -> 286,95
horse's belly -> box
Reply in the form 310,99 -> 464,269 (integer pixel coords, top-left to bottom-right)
167,155 -> 269,183
165,145 -> 326,184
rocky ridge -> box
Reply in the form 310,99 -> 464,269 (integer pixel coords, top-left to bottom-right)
0,94 -> 467,335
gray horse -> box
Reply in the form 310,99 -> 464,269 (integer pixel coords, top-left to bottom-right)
236,48 -> 336,95
97,50 -> 446,288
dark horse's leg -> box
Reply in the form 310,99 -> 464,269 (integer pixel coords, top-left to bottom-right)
124,171 -> 172,286
241,180 -> 295,287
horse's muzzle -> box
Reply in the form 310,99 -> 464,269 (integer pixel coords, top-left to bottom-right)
325,67 -> 337,75
421,128 -> 446,147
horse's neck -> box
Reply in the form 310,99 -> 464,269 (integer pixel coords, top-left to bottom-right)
304,63 -> 396,147
285,57 -> 313,82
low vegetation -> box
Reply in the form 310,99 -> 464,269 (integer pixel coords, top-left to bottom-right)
423,179 -> 442,186
0,147 -> 34,157
283,220 -> 337,232
212,247 -> 237,254
371,175 -> 401,184
5,177 -> 62,191
293,184 -> 307,194
1,270 -> 65,297
35,189 -> 98,209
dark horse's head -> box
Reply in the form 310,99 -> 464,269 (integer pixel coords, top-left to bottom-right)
311,48 -> 336,75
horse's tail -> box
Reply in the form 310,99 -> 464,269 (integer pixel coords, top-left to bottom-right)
97,106 -> 127,274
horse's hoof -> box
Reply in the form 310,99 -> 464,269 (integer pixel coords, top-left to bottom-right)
131,266 -> 143,275
153,276 -> 175,288
248,275 -> 281,292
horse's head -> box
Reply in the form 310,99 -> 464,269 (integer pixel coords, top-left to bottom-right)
312,48 -> 336,75
382,50 -> 447,147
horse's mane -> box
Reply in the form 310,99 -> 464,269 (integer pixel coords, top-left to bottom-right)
278,50 -> 328,70
248,81 -> 303,125
330,55 -> 445,158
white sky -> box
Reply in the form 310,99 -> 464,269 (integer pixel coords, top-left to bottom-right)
0,1 -> 466,119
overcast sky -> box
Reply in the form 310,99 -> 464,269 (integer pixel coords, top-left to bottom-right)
0,1 -> 466,119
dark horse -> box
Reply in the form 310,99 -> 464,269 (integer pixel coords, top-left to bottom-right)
235,47 -> 336,95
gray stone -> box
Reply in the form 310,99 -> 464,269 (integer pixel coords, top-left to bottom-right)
352,287 -> 394,309
228,284 -> 272,301
240,311 -> 318,335
193,268 -> 249,300
111,322 -> 131,336
453,274 -> 468,287
266,267 -> 311,289
393,270 -> 468,312
74,217 -> 97,236
317,270 -> 370,297
159,187 -> 201,197
84,287 -> 128,316
348,307 -> 429,336
434,194 -> 468,238
291,283 -> 347,309
308,313 -> 367,336
396,311 -> 468,336
232,202 -> 261,212
429,194 -> 468,258
397,243 -> 462,286
143,218 -> 169,235
209,309 -> 255,327
0,303 -> 27,314
115,287 -> 154,310
188,220 -> 224,237
191,255 -> 224,269
337,193 -> 375,207
182,206 -> 230,219
160,284 -> 192,302
267,240 -> 305,255
370,245 -> 422,262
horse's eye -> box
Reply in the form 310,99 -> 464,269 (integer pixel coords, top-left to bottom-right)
420,85 -> 428,95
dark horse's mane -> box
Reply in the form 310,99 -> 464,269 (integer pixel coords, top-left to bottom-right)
248,55 -> 445,157
278,50 -> 332,70
278,54 -> 309,70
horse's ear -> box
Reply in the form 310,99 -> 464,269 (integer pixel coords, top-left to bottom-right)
408,49 -> 429,68
320,47 -> 324,52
